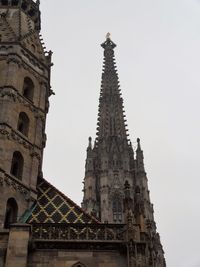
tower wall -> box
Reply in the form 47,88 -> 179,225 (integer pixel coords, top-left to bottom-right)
0,0 -> 52,228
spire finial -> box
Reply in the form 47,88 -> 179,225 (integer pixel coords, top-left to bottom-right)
101,33 -> 116,49
106,32 -> 111,39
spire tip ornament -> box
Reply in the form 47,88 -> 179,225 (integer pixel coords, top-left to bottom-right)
106,32 -> 111,39
101,33 -> 116,49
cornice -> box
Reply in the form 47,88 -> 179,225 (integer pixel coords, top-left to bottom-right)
0,44 -> 51,77
0,168 -> 37,202
0,86 -> 46,117
0,123 -> 42,159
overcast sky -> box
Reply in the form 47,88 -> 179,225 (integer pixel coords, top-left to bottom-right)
40,1 -> 200,266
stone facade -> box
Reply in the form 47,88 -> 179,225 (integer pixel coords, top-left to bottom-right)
0,0 -> 52,229
0,1 -> 166,266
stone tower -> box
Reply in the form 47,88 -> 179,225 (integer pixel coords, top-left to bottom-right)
82,35 -> 156,228
0,0 -> 52,229
0,3 -> 166,265
82,35 -> 166,266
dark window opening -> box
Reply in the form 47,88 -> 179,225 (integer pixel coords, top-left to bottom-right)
23,77 -> 34,101
21,2 -> 28,11
11,151 -> 24,180
28,9 -> 35,17
4,198 -> 18,229
113,198 -> 122,223
17,112 -> 29,136
11,0 -> 19,5
2,0 -> 8,5
31,44 -> 36,53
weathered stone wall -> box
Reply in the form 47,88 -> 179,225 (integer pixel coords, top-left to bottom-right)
28,250 -> 127,267
0,3 -> 51,229
0,178 -> 30,228
0,230 -> 9,267
5,224 -> 30,267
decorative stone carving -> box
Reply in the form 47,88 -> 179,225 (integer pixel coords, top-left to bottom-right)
0,171 -> 30,201
21,49 -> 45,72
0,123 -> 42,159
32,223 -> 125,242
0,86 -> 46,116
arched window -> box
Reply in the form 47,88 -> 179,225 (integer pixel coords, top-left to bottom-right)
4,198 -> 18,229
113,197 -> 122,223
22,77 -> 34,101
17,112 -> 29,136
10,151 -> 24,180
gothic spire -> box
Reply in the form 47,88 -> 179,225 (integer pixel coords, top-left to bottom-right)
95,34 -> 129,147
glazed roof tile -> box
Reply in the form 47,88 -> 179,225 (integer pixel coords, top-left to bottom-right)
26,179 -> 99,224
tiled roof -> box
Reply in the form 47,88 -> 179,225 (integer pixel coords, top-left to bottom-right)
25,179 -> 98,224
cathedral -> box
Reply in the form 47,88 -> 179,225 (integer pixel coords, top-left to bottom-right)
0,1 -> 166,266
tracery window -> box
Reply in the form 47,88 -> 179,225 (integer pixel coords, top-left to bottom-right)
4,198 -> 18,229
113,197 -> 122,223
17,112 -> 30,137
23,77 -> 34,101
10,151 -> 24,180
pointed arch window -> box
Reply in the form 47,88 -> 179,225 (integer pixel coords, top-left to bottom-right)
17,112 -> 30,137
10,151 -> 24,180
113,197 -> 122,223
23,77 -> 34,101
4,198 -> 18,229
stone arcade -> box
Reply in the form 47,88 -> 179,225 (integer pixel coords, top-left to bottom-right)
0,1 -> 166,266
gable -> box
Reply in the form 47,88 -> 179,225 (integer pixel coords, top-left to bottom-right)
26,179 -> 98,224
21,31 -> 47,61
0,13 -> 16,42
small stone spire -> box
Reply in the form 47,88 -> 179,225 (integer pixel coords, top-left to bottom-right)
136,138 -> 141,151
136,138 -> 145,172
87,137 -> 92,151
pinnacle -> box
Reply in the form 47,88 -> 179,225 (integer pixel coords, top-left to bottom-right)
136,138 -> 142,151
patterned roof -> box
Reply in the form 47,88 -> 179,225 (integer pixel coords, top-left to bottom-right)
25,179 -> 98,224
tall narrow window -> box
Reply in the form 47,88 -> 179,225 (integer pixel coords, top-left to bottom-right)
10,151 -> 24,180
17,112 -> 29,136
4,198 -> 18,229
23,77 -> 34,101
113,197 -> 122,223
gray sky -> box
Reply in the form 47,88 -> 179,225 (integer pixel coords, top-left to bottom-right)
40,1 -> 200,266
